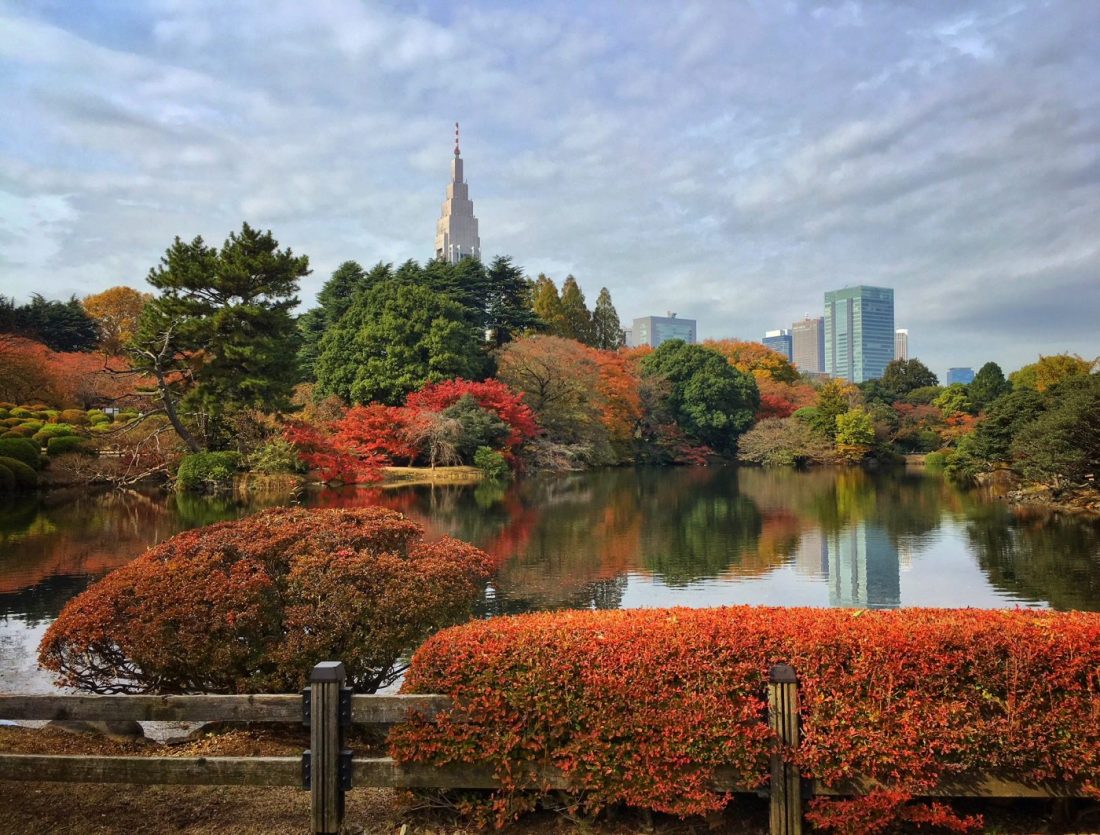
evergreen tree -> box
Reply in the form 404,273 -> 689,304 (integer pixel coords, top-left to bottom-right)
531,274 -> 566,335
969,361 -> 1010,410
559,275 -> 593,344
0,294 -> 100,352
880,358 -> 939,396
486,256 -> 539,346
297,260 -> 380,378
591,287 -> 624,350
133,223 -> 307,450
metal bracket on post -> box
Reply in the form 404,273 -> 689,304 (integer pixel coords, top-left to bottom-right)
339,686 -> 353,728
301,688 -> 311,727
301,749 -> 311,790
768,663 -> 803,835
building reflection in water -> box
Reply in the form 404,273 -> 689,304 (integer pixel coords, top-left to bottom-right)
825,521 -> 901,609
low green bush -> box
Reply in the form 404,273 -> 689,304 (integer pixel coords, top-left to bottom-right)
0,464 -> 13,492
1,431 -> 23,439
473,446 -> 510,481
176,451 -> 239,492
247,438 -> 305,474
9,425 -> 38,438
47,436 -> 96,457
1,418 -> 23,428
0,456 -> 37,490
58,409 -> 89,425
88,413 -> 111,425
0,438 -> 42,470
0,408 -> 8,419
31,424 -> 77,446
17,420 -> 43,433
89,423 -> 114,434
924,451 -> 950,470
9,407 -> 32,418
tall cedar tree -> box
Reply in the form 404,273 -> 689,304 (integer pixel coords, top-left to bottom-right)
968,361 -> 1010,410
531,275 -> 567,335
297,260 -> 380,378
486,256 -> 539,346
559,276 -> 594,344
591,287 -> 624,350
0,294 -> 100,353
133,223 -> 307,451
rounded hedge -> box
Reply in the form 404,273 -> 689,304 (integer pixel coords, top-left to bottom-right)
0,456 -> 37,490
175,451 -> 239,492
47,436 -> 96,457
39,507 -> 494,694
9,407 -> 32,418
0,438 -> 42,470
58,409 -> 89,425
0,464 -> 13,492
32,424 -> 77,445
1,418 -> 23,428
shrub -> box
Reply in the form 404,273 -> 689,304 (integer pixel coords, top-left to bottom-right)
87,410 -> 111,425
392,607 -> 1099,828
0,456 -> 37,490
31,423 -> 77,445
0,463 -> 13,492
17,420 -> 43,434
9,407 -> 32,418
473,446 -> 510,481
0,408 -> 7,419
0,438 -> 42,470
924,451 -> 948,470
47,436 -> 96,457
39,507 -> 494,694
1,418 -> 23,427
1,431 -> 23,439
58,408 -> 89,425
175,451 -> 239,492
247,437 -> 305,474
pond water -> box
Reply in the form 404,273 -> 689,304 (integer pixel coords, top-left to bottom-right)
2,466 -> 1099,692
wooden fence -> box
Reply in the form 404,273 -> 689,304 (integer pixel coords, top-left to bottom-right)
0,662 -> 1087,834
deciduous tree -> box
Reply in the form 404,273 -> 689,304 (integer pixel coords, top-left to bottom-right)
82,286 -> 150,355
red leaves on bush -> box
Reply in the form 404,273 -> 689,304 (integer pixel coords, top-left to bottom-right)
38,507 -> 493,694
406,378 -> 538,453
391,607 -> 1100,826
331,403 -> 419,463
282,420 -> 380,483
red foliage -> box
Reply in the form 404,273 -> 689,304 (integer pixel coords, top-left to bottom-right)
282,421 -> 380,483
0,336 -> 136,407
406,378 -> 538,452
391,607 -> 1100,826
38,507 -> 493,694
331,404 -> 419,464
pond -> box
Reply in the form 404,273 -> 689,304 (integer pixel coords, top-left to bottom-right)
2,466 -> 1099,692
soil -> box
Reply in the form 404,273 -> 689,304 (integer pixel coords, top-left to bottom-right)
0,726 -> 1095,834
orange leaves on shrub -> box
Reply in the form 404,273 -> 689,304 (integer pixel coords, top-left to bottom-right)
391,607 -> 1100,826
38,507 -> 493,694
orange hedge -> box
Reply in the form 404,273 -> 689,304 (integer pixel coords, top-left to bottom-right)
391,607 -> 1100,830
39,507 -> 493,694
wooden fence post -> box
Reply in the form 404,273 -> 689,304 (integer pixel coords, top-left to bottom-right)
768,663 -> 802,835
309,661 -> 348,835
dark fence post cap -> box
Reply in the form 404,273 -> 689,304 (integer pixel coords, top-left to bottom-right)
311,661 -> 347,683
769,663 -> 797,684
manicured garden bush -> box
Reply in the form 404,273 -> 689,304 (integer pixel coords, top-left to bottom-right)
247,437 -> 305,474
1,418 -> 23,427
392,607 -> 1100,830
58,408 -> 89,425
39,507 -> 494,694
473,446 -> 510,481
0,456 -> 37,490
175,451 -> 239,492
9,407 -> 32,418
47,436 -> 96,457
0,463 -> 13,492
31,423 -> 77,445
0,437 -> 42,470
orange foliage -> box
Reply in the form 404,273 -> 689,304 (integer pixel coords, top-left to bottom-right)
394,607 -> 1099,827
0,336 -> 135,407
39,507 -> 494,694
592,351 -> 642,443
756,377 -> 817,420
703,339 -> 800,383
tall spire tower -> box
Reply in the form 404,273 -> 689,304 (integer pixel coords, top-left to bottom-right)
435,122 -> 481,263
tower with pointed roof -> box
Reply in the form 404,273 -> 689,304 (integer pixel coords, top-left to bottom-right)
435,122 -> 481,263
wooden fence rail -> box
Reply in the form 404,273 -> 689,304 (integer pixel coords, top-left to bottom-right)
0,662 -> 1087,834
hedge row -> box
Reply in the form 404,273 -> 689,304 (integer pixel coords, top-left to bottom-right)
392,607 -> 1100,830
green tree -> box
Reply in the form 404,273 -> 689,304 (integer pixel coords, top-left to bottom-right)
486,256 -> 539,347
970,387 -> 1046,462
315,281 -> 488,405
591,287 -> 624,350
1009,354 -> 1096,392
441,394 -> 511,460
531,275 -> 566,336
1011,374 -> 1100,489
297,260 -> 380,378
811,379 -> 857,439
559,276 -> 593,344
835,407 -> 874,447
968,361 -> 1010,410
641,340 -> 759,454
132,223 -> 307,450
933,383 -> 972,416
0,294 -> 100,352
880,358 -> 938,397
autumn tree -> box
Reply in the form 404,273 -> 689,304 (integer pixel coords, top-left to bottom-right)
131,223 -> 308,451
1009,353 -> 1096,392
82,286 -> 150,355
531,275 -> 566,336
703,339 -> 799,384
591,288 -> 624,350
835,406 -> 875,462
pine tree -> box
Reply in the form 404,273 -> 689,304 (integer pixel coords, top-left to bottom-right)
591,287 -> 624,350
298,261 -> 381,378
486,256 -> 539,346
559,275 -> 593,344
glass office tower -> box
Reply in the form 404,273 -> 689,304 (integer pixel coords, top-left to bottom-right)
824,286 -> 895,383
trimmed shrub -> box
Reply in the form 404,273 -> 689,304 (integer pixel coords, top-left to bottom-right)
1,431 -> 23,439
247,437 -> 305,474
473,446 -> 510,481
17,420 -> 43,433
924,450 -> 949,470
9,425 -> 37,438
47,436 -> 96,457
0,456 -> 37,490
31,423 -> 77,445
9,407 -> 32,418
0,438 -> 42,470
1,418 -> 23,427
88,413 -> 111,425
0,463 -> 13,492
39,507 -> 494,694
58,408 -> 89,425
0,408 -> 8,419
392,607 -> 1100,829
175,451 -> 239,492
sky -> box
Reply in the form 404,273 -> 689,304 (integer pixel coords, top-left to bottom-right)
1,0 -> 1098,377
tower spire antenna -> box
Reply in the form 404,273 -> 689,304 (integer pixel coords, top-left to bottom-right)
454,121 -> 460,156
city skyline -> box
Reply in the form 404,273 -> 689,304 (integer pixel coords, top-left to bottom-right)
1,1 -> 1098,375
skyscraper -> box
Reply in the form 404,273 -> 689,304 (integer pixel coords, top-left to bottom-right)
434,123 -> 481,263
762,329 -> 792,361
631,314 -> 696,347
895,329 -> 909,361
824,285 -> 895,383
791,316 -> 825,373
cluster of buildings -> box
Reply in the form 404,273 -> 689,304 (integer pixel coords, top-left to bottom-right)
435,130 -> 973,386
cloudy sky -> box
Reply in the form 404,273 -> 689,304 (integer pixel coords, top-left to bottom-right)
1,0 -> 1098,376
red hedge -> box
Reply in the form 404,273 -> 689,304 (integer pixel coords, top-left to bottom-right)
391,607 -> 1100,829
39,507 -> 493,694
